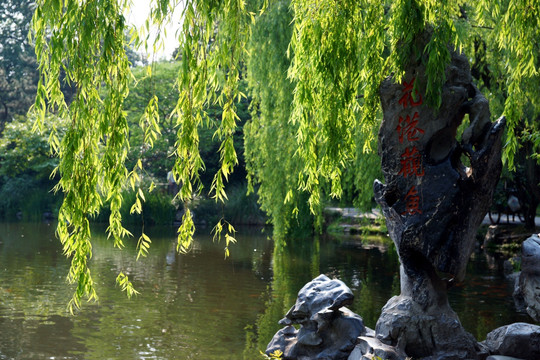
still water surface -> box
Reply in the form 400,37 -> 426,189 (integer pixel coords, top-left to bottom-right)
0,222 -> 530,359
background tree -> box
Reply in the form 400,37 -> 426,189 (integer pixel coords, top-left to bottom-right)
244,0 -> 315,238
0,115 -> 66,219
468,2 -> 540,229
0,0 -> 38,131
122,60 -> 261,227
245,0 -> 382,239
30,0 -> 540,308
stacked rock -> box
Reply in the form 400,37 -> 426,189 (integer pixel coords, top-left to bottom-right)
266,275 -> 366,360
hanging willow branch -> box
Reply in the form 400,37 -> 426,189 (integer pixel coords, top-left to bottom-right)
31,0 -> 134,312
30,0 -> 255,310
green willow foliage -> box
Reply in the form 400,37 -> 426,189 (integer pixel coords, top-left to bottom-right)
153,0 -> 256,253
288,0 -> 387,214
473,0 -> 540,169
31,0 -> 256,309
31,0 -> 540,307
245,0 -> 309,238
32,0 -> 135,311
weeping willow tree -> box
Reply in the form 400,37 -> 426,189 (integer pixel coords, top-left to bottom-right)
244,0 -> 307,240
30,0 -> 540,309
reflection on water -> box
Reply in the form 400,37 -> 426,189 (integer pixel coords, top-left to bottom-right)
0,222 -> 531,359
0,223 -> 272,359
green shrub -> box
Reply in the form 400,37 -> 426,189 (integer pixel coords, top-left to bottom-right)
0,175 -> 61,220
0,115 -> 65,220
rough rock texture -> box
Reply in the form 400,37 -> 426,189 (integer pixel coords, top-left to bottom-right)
483,323 -> 540,360
347,336 -> 406,360
375,50 -> 506,293
520,234 -> 540,274
376,295 -> 479,359
266,275 -> 366,359
514,234 -> 540,321
373,38 -> 505,359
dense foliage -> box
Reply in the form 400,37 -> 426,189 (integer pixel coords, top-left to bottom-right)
122,61 -> 262,227
245,0 -> 382,238
29,0 -> 540,307
32,0 -> 136,309
0,115 -> 65,219
0,0 -> 38,129
466,2 -> 540,228
244,0 -> 313,238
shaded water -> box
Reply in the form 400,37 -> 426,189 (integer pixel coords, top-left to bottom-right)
0,222 -> 531,359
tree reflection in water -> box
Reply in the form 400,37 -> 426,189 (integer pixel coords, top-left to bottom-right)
0,222 -> 530,359
243,232 -> 530,357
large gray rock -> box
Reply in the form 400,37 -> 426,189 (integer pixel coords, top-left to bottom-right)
521,234 -> 540,274
514,274 -> 540,321
347,336 -> 406,360
375,295 -> 479,359
514,234 -> 540,321
483,323 -> 540,360
279,274 -> 356,327
266,275 -> 366,359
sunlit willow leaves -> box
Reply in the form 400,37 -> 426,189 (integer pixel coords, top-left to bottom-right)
472,0 -> 540,168
288,0 -> 386,215
31,0 -> 540,306
30,0 -> 253,308
31,0 -> 136,311
115,272 -> 140,298
212,219 -> 237,258
156,0 -> 256,252
245,0 -> 309,239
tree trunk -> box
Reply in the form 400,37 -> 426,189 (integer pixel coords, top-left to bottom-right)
0,101 -> 8,135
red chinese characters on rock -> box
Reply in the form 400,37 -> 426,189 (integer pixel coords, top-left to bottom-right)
398,146 -> 425,178
396,78 -> 424,216
403,186 -> 422,215
397,113 -> 424,143
399,78 -> 423,108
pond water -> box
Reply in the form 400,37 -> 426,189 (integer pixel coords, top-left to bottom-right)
0,222 -> 532,359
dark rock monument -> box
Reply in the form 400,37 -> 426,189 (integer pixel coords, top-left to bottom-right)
372,48 -> 505,358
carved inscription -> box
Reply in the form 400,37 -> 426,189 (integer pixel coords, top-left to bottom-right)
396,78 -> 424,216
